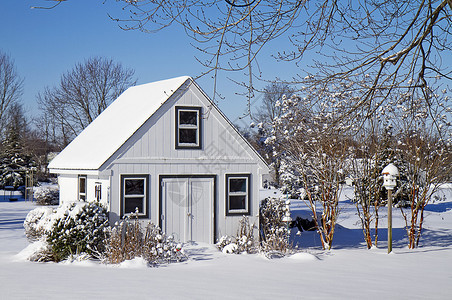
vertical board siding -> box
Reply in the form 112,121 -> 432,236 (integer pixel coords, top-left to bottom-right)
108,86 -> 255,163
101,84 -> 267,240
108,161 -> 260,240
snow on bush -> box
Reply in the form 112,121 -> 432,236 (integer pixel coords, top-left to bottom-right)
46,202 -> 109,262
23,206 -> 53,242
216,216 -> 257,254
222,243 -> 238,254
23,204 -> 186,265
217,235 -> 234,253
34,185 -> 59,205
106,215 -> 186,266
16,239 -> 53,262
259,197 -> 291,253
23,201 -> 109,262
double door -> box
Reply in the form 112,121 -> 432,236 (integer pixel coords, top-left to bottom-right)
161,176 -> 214,243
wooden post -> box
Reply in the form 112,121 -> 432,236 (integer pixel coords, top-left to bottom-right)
388,189 -> 392,254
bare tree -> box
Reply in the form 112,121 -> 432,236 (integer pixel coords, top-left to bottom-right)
39,1 -> 452,139
37,57 -> 136,146
350,127 -> 397,249
267,92 -> 350,250
0,51 -> 23,139
254,82 -> 294,186
256,83 -> 294,125
394,125 -> 451,248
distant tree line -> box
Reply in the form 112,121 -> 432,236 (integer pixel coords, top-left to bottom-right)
0,50 -> 136,187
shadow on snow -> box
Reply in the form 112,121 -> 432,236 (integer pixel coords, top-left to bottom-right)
290,224 -> 452,250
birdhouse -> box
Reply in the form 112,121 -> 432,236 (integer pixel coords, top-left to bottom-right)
382,163 -> 399,190
282,199 -> 292,223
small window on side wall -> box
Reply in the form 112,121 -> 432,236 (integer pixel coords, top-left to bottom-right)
78,175 -> 87,201
121,175 -> 149,218
226,174 -> 251,216
175,106 -> 202,149
95,183 -> 102,201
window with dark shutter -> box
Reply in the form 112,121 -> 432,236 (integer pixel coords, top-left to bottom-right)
226,174 -> 251,215
175,106 -> 202,149
121,175 -> 149,217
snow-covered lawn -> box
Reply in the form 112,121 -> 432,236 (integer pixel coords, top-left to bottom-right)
1,187 -> 452,299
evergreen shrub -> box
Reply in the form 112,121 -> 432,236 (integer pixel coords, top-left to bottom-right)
46,202 -> 109,262
34,186 -> 59,205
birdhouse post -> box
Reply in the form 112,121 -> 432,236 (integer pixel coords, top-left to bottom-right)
382,163 -> 399,254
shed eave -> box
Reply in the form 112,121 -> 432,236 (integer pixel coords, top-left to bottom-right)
49,168 -> 111,176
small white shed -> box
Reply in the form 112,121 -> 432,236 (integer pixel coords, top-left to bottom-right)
48,76 -> 269,244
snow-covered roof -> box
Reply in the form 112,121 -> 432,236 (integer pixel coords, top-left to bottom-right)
48,76 -> 191,171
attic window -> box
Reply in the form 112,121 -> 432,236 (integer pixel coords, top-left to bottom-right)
121,175 -> 149,218
226,174 -> 251,216
175,106 -> 202,149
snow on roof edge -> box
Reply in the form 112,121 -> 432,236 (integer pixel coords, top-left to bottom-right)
48,76 -> 191,171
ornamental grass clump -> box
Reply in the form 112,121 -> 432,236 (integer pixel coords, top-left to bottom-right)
216,216 -> 257,254
106,214 -> 186,265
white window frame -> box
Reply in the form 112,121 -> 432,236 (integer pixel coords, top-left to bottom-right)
175,106 -> 202,149
121,175 -> 149,218
226,174 -> 251,216
78,175 -> 87,201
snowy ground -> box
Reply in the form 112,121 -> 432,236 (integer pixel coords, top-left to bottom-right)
1,186 -> 452,299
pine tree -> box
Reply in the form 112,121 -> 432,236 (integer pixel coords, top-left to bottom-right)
0,104 -> 36,188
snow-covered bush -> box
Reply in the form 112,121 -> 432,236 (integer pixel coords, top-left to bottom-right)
34,186 -> 59,205
23,206 -> 53,242
221,242 -> 238,254
142,222 -> 184,264
23,202 -> 109,262
46,202 -> 109,262
19,239 -> 54,262
217,235 -> 235,253
217,216 -> 257,254
106,216 -> 186,265
259,197 -> 290,253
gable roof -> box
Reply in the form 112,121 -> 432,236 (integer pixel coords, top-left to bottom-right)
48,76 -> 190,170
49,76 -> 269,172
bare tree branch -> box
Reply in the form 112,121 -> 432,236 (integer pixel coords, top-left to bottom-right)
37,57 -> 136,147
0,51 -> 23,139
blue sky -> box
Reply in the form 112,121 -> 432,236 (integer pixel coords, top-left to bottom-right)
1,0 -> 303,128
5,1 -> 448,130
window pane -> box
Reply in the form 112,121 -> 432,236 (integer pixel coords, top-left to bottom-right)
229,195 -> 246,210
124,197 -> 144,214
95,184 -> 102,201
229,178 -> 247,193
179,129 -> 197,144
179,111 -> 197,125
79,177 -> 86,194
125,179 -> 144,195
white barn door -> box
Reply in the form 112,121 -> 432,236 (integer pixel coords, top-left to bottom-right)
161,177 -> 214,243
